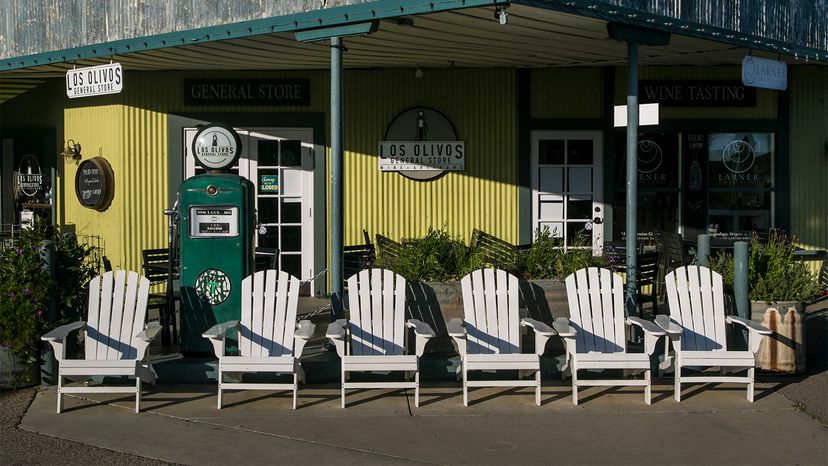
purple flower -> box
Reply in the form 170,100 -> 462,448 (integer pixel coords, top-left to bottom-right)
8,291 -> 13,298
16,248 -> 23,255
36,309 -> 44,317
23,287 -> 30,295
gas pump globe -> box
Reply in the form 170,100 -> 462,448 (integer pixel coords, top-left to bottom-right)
178,124 -> 255,354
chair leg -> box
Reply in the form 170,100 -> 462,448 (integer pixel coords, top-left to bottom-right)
645,369 -> 652,405
293,373 -> 298,410
747,367 -> 755,403
341,366 -> 346,409
56,374 -> 63,414
414,371 -> 420,408
572,367 -> 578,406
462,363 -> 468,407
674,365 -> 682,402
135,376 -> 141,413
535,370 -> 541,406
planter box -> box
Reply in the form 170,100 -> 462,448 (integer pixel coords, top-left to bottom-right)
0,344 -> 40,389
750,301 -> 806,374
405,279 -> 570,355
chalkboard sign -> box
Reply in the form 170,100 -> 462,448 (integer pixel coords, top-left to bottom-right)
75,157 -> 114,211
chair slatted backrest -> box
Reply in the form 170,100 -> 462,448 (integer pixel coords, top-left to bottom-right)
565,268 -> 626,354
239,270 -> 300,357
664,265 -> 727,351
460,269 -> 520,355
85,271 -> 150,360
346,268 -> 406,356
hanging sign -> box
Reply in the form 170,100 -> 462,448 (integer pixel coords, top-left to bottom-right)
742,56 -> 787,91
192,123 -> 242,171
378,107 -> 465,181
75,157 -> 115,211
66,63 -> 123,98
16,155 -> 44,198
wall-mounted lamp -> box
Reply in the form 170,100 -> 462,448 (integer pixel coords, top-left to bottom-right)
495,6 -> 508,25
61,139 -> 82,162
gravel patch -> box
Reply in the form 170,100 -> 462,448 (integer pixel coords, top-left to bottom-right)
0,387 -> 176,465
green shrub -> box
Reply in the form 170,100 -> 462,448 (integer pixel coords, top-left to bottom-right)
708,229 -> 820,304
522,227 -> 607,279
0,222 -> 99,366
375,227 -> 472,282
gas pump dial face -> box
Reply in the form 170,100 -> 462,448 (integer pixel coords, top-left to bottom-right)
194,268 -> 232,305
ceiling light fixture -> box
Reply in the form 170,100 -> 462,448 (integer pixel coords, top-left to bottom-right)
415,66 -> 423,79
495,7 -> 508,25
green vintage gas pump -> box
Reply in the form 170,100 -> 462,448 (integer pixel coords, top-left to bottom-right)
179,124 -> 254,354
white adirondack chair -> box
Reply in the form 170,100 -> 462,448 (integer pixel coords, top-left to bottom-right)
326,269 -> 435,408
658,265 -> 772,402
553,267 -> 665,405
449,269 -> 556,406
202,270 -> 315,409
41,270 -> 161,413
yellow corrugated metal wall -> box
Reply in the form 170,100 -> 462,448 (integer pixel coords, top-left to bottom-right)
342,68 -> 517,246
789,66 -> 828,252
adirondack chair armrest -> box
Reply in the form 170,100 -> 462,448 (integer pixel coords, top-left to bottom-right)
627,316 -> 666,354
202,320 -> 241,339
41,320 -> 86,342
326,319 -> 348,357
406,319 -> 436,338
135,321 -> 163,342
41,320 -> 86,361
626,316 -> 666,336
520,318 -> 556,336
521,318 -> 556,356
727,316 -> 772,354
654,315 -> 683,336
551,318 -> 577,338
294,320 -> 316,358
446,318 -> 466,337
406,319 -> 436,357
726,316 -> 772,335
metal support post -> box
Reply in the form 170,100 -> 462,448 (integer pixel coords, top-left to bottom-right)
697,234 -> 710,267
330,36 -> 344,319
734,241 -> 750,348
39,240 -> 57,385
624,40 -> 639,318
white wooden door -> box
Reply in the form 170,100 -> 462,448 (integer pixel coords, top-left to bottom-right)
184,127 -> 315,290
531,130 -> 604,255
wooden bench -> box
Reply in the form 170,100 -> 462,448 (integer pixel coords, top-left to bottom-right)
343,230 -> 375,280
469,229 -> 525,274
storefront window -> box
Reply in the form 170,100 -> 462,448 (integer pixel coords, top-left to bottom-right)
706,132 -> 774,242
612,133 -> 680,246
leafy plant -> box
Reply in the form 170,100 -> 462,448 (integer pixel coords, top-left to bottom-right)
0,221 -> 99,382
522,227 -> 606,279
708,229 -> 820,304
375,227 -> 471,282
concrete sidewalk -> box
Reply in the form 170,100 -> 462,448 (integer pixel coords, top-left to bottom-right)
20,381 -> 828,465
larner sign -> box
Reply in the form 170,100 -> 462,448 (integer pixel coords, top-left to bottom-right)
742,56 -> 787,91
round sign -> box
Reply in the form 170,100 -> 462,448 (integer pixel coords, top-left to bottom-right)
192,124 -> 242,171
195,268 -> 232,305
383,107 -> 460,181
75,157 -> 114,211
17,155 -> 44,198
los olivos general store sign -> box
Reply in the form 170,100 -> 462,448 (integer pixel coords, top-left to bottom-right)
378,107 -> 465,181
66,63 -> 123,98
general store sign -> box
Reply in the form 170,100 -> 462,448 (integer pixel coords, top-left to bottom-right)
378,142 -> 465,172
184,79 -> 310,106
742,56 -> 787,91
65,63 -> 123,98
378,107 -> 465,180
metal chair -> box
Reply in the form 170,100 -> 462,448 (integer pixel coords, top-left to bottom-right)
636,251 -> 660,317
141,248 -> 179,346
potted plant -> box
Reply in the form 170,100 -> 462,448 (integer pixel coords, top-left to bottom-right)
709,229 -> 820,373
0,222 -> 98,388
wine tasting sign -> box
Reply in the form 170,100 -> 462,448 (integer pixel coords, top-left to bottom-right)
75,157 -> 114,211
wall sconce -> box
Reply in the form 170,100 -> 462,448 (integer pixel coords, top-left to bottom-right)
495,6 -> 508,25
61,139 -> 82,162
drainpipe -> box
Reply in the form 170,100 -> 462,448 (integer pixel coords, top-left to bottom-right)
734,240 -> 750,348
330,36 -> 344,319
625,40 -> 639,318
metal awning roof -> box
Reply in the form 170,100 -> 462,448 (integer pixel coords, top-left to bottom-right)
3,4 -> 818,83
